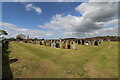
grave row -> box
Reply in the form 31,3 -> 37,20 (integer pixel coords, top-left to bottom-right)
24,40 -> 101,50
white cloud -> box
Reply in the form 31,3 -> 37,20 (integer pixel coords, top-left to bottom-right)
46,34 -> 52,36
87,27 -> 118,37
1,22 -> 55,39
0,22 -> 29,31
0,22 -> 17,27
25,3 -> 42,14
75,2 -> 118,22
37,1 -> 118,38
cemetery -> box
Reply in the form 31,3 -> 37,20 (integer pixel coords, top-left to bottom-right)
2,36 -> 119,78
1,1 -> 119,79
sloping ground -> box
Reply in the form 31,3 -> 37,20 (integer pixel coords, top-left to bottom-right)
7,41 -> 118,78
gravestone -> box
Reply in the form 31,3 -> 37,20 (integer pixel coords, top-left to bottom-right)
94,41 -> 98,46
36,41 -> 38,45
78,40 -> 81,44
47,41 -> 50,46
90,41 -> 93,45
67,44 -> 71,49
44,41 -> 46,46
51,41 -> 54,47
53,41 -> 56,48
67,41 -> 71,49
98,39 -> 101,45
81,40 -> 84,45
42,40 -> 44,45
49,41 -> 51,47
40,41 -> 43,45
72,41 -> 77,50
56,41 -> 60,48
85,42 -> 89,45
62,41 -> 66,49
59,38 -> 62,44
75,41 -> 77,43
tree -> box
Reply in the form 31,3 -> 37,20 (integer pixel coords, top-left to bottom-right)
0,30 -> 8,36
9,37 -> 15,41
16,34 -> 26,39
0,30 -> 8,40
34,37 -> 37,39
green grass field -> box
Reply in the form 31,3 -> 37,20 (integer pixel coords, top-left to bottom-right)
7,41 -> 118,78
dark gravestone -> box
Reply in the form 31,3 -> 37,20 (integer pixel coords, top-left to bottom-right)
94,41 -> 98,46
56,43 -> 59,48
40,41 -> 43,45
67,44 -> 71,49
78,40 -> 81,44
81,40 -> 84,45
75,41 -> 77,43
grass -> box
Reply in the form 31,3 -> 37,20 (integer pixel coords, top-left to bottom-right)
7,41 -> 118,78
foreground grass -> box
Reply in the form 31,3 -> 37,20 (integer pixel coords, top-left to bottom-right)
8,41 -> 118,78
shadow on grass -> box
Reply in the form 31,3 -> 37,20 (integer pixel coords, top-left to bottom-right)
2,41 -> 18,80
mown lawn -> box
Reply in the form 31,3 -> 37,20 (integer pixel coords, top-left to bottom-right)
7,41 -> 118,78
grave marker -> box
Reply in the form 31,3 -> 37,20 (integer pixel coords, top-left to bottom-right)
72,41 -> 77,50
62,41 -> 66,49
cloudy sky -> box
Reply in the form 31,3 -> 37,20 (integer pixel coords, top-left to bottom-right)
0,0 -> 119,39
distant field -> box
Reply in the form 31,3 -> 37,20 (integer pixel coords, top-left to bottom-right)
7,41 -> 118,78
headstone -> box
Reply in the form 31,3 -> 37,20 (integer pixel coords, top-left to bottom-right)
44,41 -> 46,46
42,40 -> 44,45
67,40 -> 71,49
98,39 -> 101,45
53,41 -> 56,48
94,41 -> 98,46
81,40 -> 84,45
108,39 -> 110,41
35,41 -> 37,44
85,42 -> 89,45
60,38 -> 62,44
47,41 -> 50,46
90,41 -> 93,45
40,41 -> 43,45
49,41 -> 51,47
78,40 -> 81,44
68,40 -> 71,44
75,41 -> 77,43
62,41 -> 66,49
67,44 -> 71,49
72,41 -> 77,50
56,41 -> 60,48
51,41 -> 54,47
